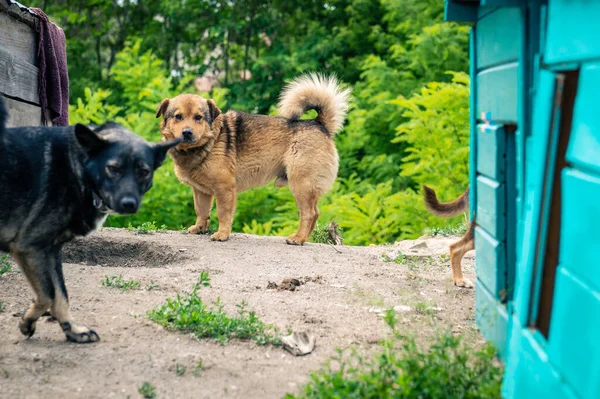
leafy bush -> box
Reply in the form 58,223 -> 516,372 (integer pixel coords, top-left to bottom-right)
286,310 -> 503,399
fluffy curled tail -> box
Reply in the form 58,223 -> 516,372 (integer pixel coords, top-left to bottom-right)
277,73 -> 351,136
0,96 -> 7,136
423,185 -> 470,218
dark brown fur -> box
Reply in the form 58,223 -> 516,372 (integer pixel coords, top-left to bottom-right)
423,185 -> 474,288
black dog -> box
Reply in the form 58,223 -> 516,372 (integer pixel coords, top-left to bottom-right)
0,96 -> 182,343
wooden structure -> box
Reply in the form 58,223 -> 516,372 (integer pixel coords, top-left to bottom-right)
0,0 -> 43,126
446,0 -> 600,398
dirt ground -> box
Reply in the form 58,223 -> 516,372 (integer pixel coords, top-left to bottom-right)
0,228 -> 479,399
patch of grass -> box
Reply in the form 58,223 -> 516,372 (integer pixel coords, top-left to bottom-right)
414,300 -> 437,317
0,254 -> 12,275
148,272 -> 281,345
191,359 -> 204,376
0,301 -> 5,313
128,221 -> 167,235
286,310 -> 503,399
175,363 -> 186,376
138,382 -> 157,398
101,274 -> 141,290
428,219 -> 469,237
145,281 -> 159,291
310,223 -> 344,245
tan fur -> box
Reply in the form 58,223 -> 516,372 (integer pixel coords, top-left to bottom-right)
157,73 -> 351,245
423,185 -> 474,288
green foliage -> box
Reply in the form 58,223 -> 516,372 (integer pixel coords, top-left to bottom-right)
0,301 -> 5,313
310,223 -> 344,245
0,254 -> 11,275
138,382 -> 157,399
127,221 -> 167,235
46,0 -> 471,245
148,272 -> 280,345
286,310 -> 503,399
175,364 -> 186,377
101,274 -> 141,290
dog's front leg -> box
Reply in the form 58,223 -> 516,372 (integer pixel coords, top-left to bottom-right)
212,183 -> 236,241
188,189 -> 213,234
50,250 -> 100,343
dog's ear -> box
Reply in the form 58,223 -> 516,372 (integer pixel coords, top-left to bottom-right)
151,138 -> 182,170
75,124 -> 108,156
156,98 -> 170,118
207,99 -> 221,121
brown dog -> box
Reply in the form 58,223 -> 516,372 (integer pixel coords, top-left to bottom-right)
156,73 -> 351,245
423,185 -> 474,288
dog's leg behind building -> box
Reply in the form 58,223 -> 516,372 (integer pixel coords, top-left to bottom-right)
449,220 -> 475,288
423,185 -> 474,288
12,247 -> 99,343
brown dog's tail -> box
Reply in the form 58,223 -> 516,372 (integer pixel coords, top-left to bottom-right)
277,73 -> 351,136
423,185 -> 470,218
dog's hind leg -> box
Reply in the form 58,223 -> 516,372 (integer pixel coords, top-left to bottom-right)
50,251 -> 100,343
12,248 -> 99,343
11,249 -> 55,338
287,184 -> 319,246
449,222 -> 475,288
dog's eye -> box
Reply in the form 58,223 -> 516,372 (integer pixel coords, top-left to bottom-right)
105,165 -> 120,176
175,114 -> 184,121
138,168 -> 151,178
194,114 -> 202,122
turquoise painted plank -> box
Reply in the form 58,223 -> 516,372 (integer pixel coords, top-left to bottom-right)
477,62 -> 519,122
476,175 -> 506,239
480,0 -> 524,6
545,0 -> 600,65
548,267 -> 600,399
512,70 -> 557,326
475,279 -> 508,358
478,6 -> 499,20
566,63 -> 600,175
559,169 -> 600,292
503,315 -> 580,399
476,124 -> 506,181
444,1 -> 477,23
476,8 -> 521,70
475,226 -> 506,299
470,29 -> 477,220
504,128 -> 517,301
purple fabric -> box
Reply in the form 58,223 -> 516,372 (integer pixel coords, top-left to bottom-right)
30,7 -> 69,126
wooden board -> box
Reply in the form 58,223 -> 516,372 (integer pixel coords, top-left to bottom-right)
547,267 -> 600,399
477,124 -> 506,181
0,46 -> 39,105
545,0 -> 600,65
475,226 -> 506,298
475,279 -> 508,358
476,175 -> 506,239
2,95 -> 42,127
503,317 -> 580,399
0,12 -> 37,65
476,8 -> 521,70
566,63 -> 600,175
476,62 -> 519,123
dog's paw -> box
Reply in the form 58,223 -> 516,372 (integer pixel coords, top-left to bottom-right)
188,224 -> 208,235
285,234 -> 306,246
210,231 -> 230,241
19,318 -> 37,338
62,322 -> 100,344
454,278 -> 474,289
